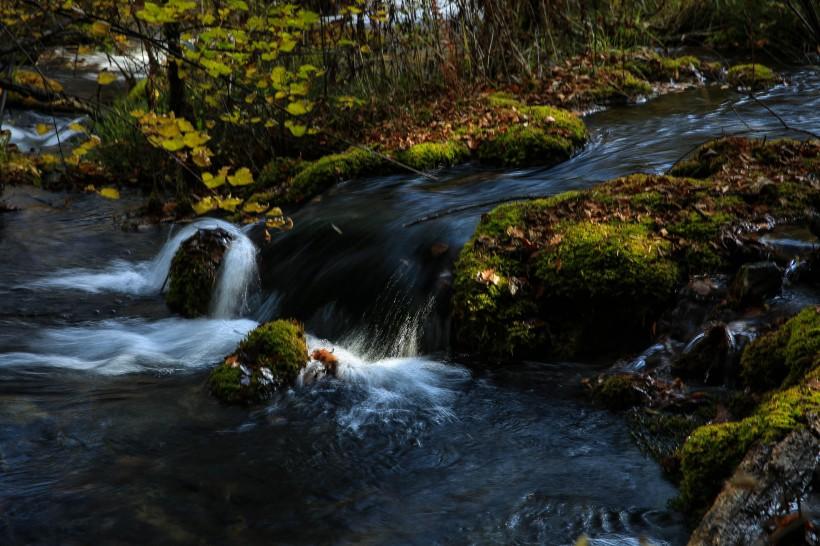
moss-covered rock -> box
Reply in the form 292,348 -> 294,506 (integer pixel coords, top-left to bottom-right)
677,372 -> 820,514
286,148 -> 388,203
166,228 -> 233,318
209,319 -> 309,404
740,307 -> 820,392
587,374 -> 647,410
476,97 -> 587,168
589,68 -> 653,103
396,140 -> 470,170
452,138 -> 820,361
727,63 -> 777,90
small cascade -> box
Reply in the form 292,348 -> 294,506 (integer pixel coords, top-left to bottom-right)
28,219 -> 259,320
210,226 -> 259,318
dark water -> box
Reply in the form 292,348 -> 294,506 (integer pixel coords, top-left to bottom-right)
1,70 -> 819,545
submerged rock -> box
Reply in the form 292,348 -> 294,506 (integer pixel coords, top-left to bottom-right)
209,319 -> 309,404
165,227 -> 233,317
729,261 -> 782,308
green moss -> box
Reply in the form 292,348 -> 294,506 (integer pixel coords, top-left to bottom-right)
523,105 -> 588,146
590,375 -> 645,410
727,64 -> 776,89
286,148 -> 387,203
478,125 -> 573,167
486,91 -> 523,108
741,307 -> 820,391
166,229 -> 232,318
208,364 -> 243,404
256,157 -> 304,191
677,380 -> 820,514
396,140 -> 470,170
590,68 -> 652,103
535,221 -> 679,299
209,319 -> 309,404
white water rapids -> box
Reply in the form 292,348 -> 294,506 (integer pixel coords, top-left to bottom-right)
6,218 -> 467,425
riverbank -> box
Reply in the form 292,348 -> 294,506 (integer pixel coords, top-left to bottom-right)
0,66 -> 818,546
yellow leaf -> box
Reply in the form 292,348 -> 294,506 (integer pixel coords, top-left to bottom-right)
84,184 -> 96,193
266,216 -> 294,231
35,123 -> 50,135
191,146 -> 212,168
97,187 -> 120,200
176,118 -> 195,133
286,101 -> 310,116
183,132 -> 210,148
285,121 -> 306,137
227,167 -> 253,186
242,201 -> 268,213
201,171 -> 225,189
68,122 -> 86,133
217,196 -> 242,212
192,196 -> 218,215
265,207 -> 283,217
90,21 -> 110,37
161,138 -> 185,152
96,71 -> 117,85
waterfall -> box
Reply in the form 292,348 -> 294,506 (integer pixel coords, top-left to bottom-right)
28,218 -> 259,320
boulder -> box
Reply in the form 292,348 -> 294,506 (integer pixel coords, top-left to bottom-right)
165,227 -> 233,317
687,415 -> 819,546
729,262 -> 782,308
672,323 -> 735,385
209,319 -> 309,404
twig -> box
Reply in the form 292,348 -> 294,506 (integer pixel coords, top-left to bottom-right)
746,91 -> 820,139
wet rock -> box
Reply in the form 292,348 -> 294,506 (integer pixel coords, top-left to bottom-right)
165,228 -> 233,317
729,262 -> 782,308
209,319 -> 309,404
687,415 -> 820,546
659,275 -> 728,341
672,323 -> 735,385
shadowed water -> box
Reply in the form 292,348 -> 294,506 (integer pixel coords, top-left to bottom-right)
1,69 -> 819,545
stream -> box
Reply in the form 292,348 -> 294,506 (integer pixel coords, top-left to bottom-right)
1,70 -> 819,545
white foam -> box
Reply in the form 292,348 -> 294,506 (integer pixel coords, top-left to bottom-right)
0,317 -> 257,375
27,219 -> 257,316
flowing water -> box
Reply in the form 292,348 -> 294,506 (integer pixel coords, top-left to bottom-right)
1,70 -> 819,545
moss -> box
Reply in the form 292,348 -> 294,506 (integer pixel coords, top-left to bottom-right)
209,319 -> 309,404
286,148 -> 388,203
589,68 -> 652,103
478,125 -> 573,167
590,375 -> 645,410
677,380 -> 820,514
396,140 -> 470,171
166,228 -> 232,318
727,64 -> 777,89
255,156 -> 304,191
534,221 -> 679,356
486,91 -> 523,108
523,105 -> 588,146
741,307 -> 820,391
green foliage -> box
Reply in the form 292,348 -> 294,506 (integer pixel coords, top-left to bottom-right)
741,307 -> 820,391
